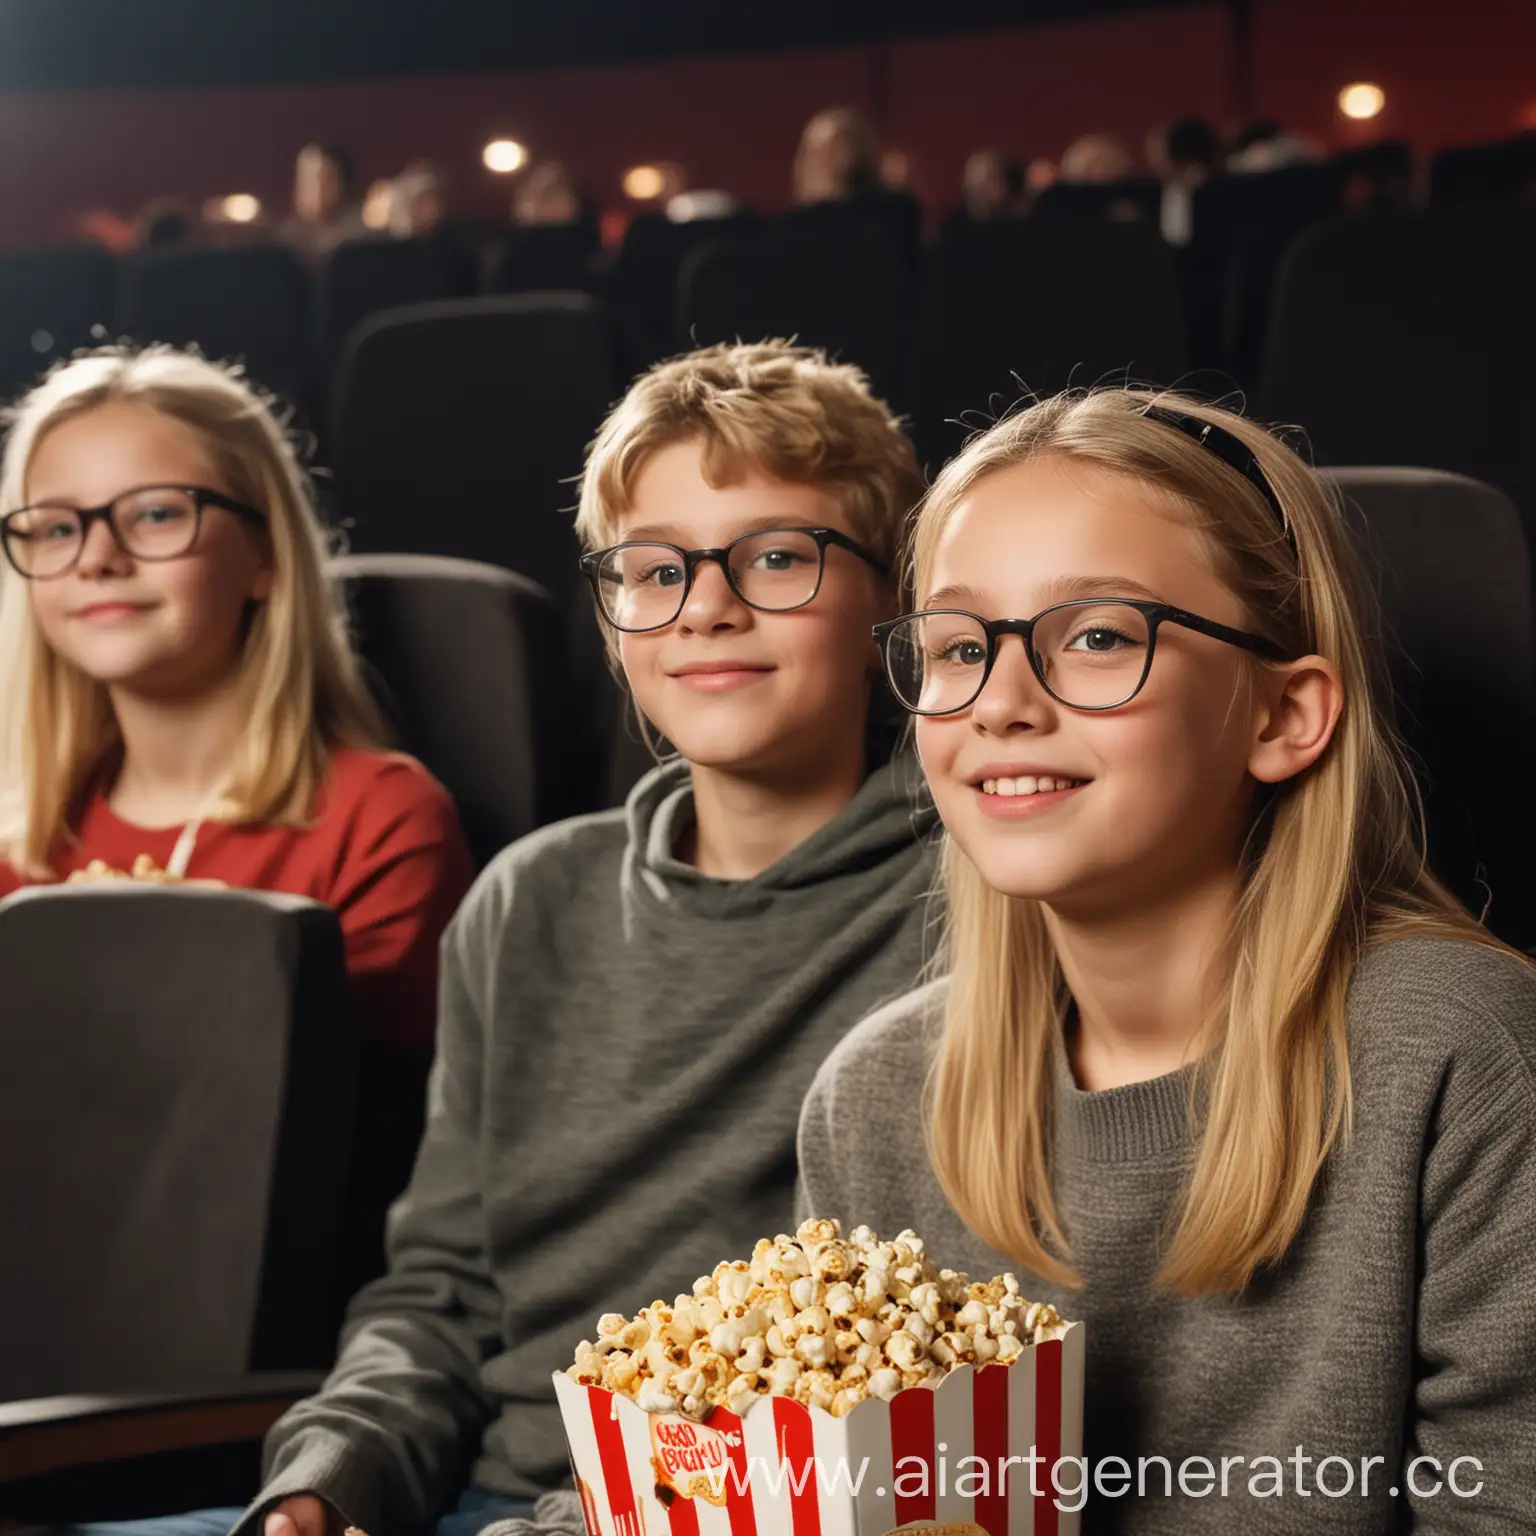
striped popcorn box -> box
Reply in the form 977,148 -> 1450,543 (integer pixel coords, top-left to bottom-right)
554,1321 -> 1085,1536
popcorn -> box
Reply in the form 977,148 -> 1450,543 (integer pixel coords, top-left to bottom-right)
767,1356 -> 802,1392
565,1219 -> 1068,1420
796,1332 -> 833,1369
65,856 -> 226,887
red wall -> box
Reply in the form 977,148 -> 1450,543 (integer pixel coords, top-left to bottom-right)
0,0 -> 1524,247
886,7 -> 1235,211
1250,0 -> 1527,155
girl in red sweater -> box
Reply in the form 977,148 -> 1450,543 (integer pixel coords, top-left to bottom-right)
0,345 -> 474,1054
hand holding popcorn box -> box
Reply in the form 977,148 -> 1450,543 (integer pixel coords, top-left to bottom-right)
556,1220 -> 1085,1536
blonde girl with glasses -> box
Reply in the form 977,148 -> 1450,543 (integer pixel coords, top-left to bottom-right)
800,390 -> 1536,1532
0,346 -> 474,1057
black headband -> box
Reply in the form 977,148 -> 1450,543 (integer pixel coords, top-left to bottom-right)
1141,404 -> 1297,557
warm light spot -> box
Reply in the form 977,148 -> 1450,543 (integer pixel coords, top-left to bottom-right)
623,164 -> 667,201
1339,83 -> 1386,121
220,193 -> 261,223
483,139 -> 528,174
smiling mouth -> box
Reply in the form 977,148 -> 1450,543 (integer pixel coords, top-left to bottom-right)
979,775 -> 1089,797
74,603 -> 153,619
669,664 -> 774,677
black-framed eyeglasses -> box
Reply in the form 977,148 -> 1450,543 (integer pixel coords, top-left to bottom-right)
0,483 -> 268,580
874,598 -> 1293,716
580,526 -> 888,633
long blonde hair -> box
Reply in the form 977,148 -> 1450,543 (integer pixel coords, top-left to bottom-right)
920,389 -> 1520,1297
0,346 -> 385,876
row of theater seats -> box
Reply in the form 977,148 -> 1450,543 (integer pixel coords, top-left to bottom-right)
320,205 -> 1536,628
391,133 -> 1536,380
0,232 -> 457,414
1,465 -> 1532,1522
3,208 -> 1532,609
2,134 -> 1530,417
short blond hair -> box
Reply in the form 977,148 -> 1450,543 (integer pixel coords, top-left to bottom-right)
575,341 -> 923,577
0,346 -> 385,876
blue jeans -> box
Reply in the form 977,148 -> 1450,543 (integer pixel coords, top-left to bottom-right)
61,1488 -> 538,1536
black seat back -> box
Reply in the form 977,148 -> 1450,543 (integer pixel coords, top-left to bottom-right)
1261,208 -> 1536,539
330,293 -> 616,614
1429,133 -> 1536,206
332,552 -> 595,859
1331,140 -> 1413,208
0,246 -> 115,401
0,886 -> 354,1397
1186,163 -> 1344,375
679,208 -> 918,415
1033,177 -> 1162,223
485,221 -> 600,296
1327,468 -> 1536,951
607,210 -> 757,371
922,218 -> 1189,462
118,244 -> 313,407
320,234 -> 477,360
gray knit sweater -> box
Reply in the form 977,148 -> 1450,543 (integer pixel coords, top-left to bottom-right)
796,935 -> 1536,1533
247,753 -> 937,1536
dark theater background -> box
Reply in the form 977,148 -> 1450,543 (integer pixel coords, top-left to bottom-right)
0,0 -> 1526,242
0,0 -> 1531,1525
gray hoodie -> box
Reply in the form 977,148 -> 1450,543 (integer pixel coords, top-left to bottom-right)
250,752 -> 939,1536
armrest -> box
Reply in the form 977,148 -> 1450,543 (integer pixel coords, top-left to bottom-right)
0,1372 -> 324,1482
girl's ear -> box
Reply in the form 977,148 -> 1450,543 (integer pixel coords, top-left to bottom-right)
1248,654 -> 1343,786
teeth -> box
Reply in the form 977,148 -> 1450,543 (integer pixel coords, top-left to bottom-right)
980,776 -> 1083,797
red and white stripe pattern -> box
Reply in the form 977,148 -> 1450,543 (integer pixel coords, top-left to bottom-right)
554,1322 -> 1084,1536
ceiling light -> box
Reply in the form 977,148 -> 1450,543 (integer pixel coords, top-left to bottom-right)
220,193 -> 261,223
1339,83 -> 1385,121
483,139 -> 528,174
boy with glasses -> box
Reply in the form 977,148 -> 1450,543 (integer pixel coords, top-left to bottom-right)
189,343 -> 934,1536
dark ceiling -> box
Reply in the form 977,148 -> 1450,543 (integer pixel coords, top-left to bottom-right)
0,0 -> 1212,91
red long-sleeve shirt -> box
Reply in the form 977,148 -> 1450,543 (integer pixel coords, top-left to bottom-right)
0,748 -> 475,1052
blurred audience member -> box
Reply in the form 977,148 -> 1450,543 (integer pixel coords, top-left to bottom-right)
515,161 -> 586,226
1148,116 -> 1220,246
1226,120 -> 1320,172
76,210 -> 136,252
1026,157 -> 1058,194
362,178 -> 396,233
880,148 -> 914,191
963,149 -> 1028,222
793,107 -> 921,257
133,198 -> 198,251
667,189 -> 739,222
1149,116 -> 1220,181
1058,133 -> 1136,183
284,142 -> 367,256
794,107 -> 882,203
389,162 -> 450,238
